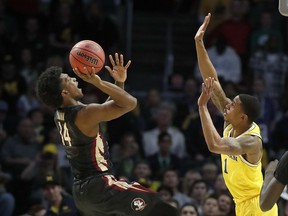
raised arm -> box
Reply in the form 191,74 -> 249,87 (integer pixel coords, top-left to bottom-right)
194,13 -> 231,114
198,78 -> 261,157
105,53 -> 130,94
260,152 -> 288,211
73,56 -> 136,136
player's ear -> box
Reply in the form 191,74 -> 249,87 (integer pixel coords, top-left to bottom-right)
61,89 -> 69,96
241,114 -> 248,121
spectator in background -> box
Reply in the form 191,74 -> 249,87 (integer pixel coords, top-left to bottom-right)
44,127 -> 73,193
195,36 -> 242,84
141,88 -> 162,130
201,194 -> 220,216
188,180 -> 209,211
21,204 -> 46,216
47,1 -> 80,57
222,80 -> 239,100
217,192 -> 235,216
114,132 -> 143,179
82,1 -> 120,53
182,100 -> 223,159
17,80 -> 41,118
197,0 -> 231,35
0,53 -> 27,115
181,169 -> 202,196
143,102 -> 186,159
252,78 -> 276,149
175,77 -> 200,129
250,10 -> 283,53
27,108 -> 47,145
271,92 -> 288,155
162,169 -> 191,207
20,143 -> 59,204
0,166 -> 15,216
148,131 -> 181,179
41,174 -> 80,216
201,162 -> 219,193
213,174 -> 229,197
249,35 -> 288,102
208,0 -> 251,79
166,198 -> 180,209
0,100 -> 9,145
179,203 -> 199,216
106,102 -> 145,149
130,160 -> 161,192
1,118 -> 41,214
167,73 -> 184,93
18,16 -> 48,65
45,54 -> 65,69
18,47 -> 39,85
0,0 -> 18,56
157,185 -> 174,202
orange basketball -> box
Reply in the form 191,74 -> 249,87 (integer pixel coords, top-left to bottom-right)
69,40 -> 105,74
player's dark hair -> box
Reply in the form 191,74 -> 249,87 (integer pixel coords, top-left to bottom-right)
36,66 -> 63,108
239,94 -> 261,123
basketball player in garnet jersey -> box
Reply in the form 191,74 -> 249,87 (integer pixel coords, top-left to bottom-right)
195,14 -> 278,215
36,53 -> 178,216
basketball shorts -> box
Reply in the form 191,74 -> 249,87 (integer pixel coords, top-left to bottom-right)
73,174 -> 177,216
236,195 -> 278,216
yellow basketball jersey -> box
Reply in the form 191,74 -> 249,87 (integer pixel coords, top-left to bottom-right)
221,123 -> 278,215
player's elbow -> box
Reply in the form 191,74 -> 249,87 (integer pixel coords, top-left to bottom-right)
207,142 -> 219,154
260,198 -> 273,212
127,96 -> 137,110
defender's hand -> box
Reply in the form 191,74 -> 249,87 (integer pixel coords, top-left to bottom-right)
198,77 -> 214,107
265,160 -> 279,174
194,13 -> 211,42
105,53 -> 131,83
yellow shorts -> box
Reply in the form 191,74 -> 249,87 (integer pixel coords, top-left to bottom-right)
236,196 -> 278,216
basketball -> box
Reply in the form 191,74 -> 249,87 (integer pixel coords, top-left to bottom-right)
69,40 -> 105,74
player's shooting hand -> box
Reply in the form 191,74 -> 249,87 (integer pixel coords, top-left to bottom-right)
73,67 -> 101,85
265,160 -> 279,174
105,53 -> 131,83
198,77 -> 214,107
194,13 -> 211,42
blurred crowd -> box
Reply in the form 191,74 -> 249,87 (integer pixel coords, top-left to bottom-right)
0,0 -> 288,215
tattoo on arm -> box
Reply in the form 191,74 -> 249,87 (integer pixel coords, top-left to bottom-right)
222,138 -> 243,155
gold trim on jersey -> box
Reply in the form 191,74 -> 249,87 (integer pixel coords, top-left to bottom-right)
227,123 -> 259,139
224,122 -> 262,166
239,155 -> 260,167
56,110 -> 65,121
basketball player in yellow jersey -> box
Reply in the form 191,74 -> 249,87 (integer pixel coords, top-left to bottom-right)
195,13 -> 278,215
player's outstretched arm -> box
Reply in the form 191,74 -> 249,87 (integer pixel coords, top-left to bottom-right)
198,77 -> 225,153
260,152 -> 288,211
198,78 -> 261,156
195,13 -> 231,114
73,67 -> 137,127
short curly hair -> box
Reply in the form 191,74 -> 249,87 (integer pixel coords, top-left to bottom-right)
36,66 -> 63,108
239,94 -> 261,123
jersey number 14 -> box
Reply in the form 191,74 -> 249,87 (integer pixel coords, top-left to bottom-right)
57,121 -> 72,146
